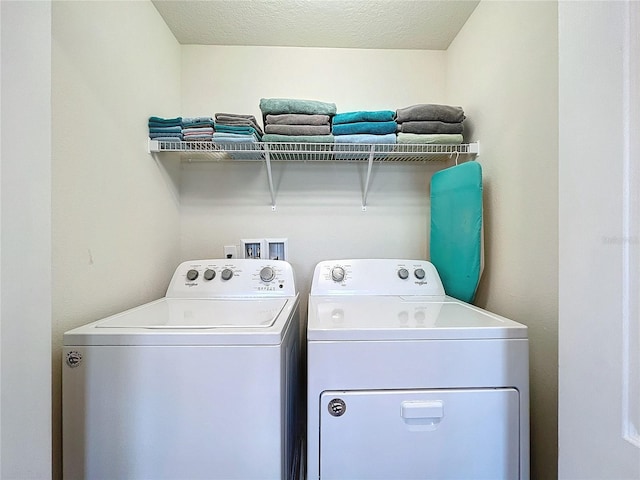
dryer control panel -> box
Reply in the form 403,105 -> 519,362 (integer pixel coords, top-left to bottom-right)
310,259 -> 445,296
166,259 -> 296,297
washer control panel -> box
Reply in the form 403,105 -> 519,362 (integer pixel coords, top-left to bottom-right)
166,259 -> 296,297
310,259 -> 445,296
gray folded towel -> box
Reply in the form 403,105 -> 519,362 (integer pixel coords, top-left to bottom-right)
396,104 -> 465,123
260,98 -> 337,116
265,114 -> 330,126
214,113 -> 263,135
398,121 -> 463,134
265,124 -> 331,136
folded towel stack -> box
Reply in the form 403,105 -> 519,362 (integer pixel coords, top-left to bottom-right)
260,98 -> 336,143
213,112 -> 264,144
148,116 -> 183,142
395,104 -> 465,144
332,110 -> 397,143
182,116 -> 214,142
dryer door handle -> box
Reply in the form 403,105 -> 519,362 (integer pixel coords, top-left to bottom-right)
400,400 -> 444,431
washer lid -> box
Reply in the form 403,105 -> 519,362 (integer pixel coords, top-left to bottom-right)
307,296 -> 527,341
96,298 -> 288,329
64,296 -> 298,346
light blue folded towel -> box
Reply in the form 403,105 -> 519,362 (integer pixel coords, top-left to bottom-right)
332,121 -> 398,136
332,110 -> 395,125
334,133 -> 396,144
262,134 -> 335,143
260,98 -> 337,116
212,132 -> 259,143
148,116 -> 182,126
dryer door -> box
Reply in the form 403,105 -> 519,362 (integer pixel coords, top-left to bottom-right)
319,388 -> 520,480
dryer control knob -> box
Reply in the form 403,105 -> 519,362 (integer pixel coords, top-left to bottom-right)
260,266 -> 275,282
204,269 -> 216,281
221,268 -> 233,281
331,266 -> 345,283
414,268 -> 426,280
398,268 -> 409,280
186,269 -> 199,281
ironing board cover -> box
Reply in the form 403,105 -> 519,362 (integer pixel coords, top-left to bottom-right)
430,161 -> 483,303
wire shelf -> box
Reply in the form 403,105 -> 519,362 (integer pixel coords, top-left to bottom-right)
148,139 -> 479,163
147,139 -> 480,210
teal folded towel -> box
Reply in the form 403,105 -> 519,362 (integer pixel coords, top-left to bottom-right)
214,124 -> 262,140
334,133 -> 396,144
397,133 -> 463,144
149,132 -> 182,139
149,126 -> 182,134
332,121 -> 397,136
260,98 -> 337,116
332,110 -> 395,125
148,116 -> 182,126
430,162 -> 483,303
262,134 -> 335,143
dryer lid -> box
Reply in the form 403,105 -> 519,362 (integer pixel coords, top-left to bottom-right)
307,296 -> 527,341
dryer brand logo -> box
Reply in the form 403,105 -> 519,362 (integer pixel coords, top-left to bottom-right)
328,398 -> 346,417
66,351 -> 83,368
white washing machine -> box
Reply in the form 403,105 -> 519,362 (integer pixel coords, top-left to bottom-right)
63,259 -> 302,480
306,259 -> 529,480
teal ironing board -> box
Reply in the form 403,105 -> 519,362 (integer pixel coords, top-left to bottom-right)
430,161 -> 483,303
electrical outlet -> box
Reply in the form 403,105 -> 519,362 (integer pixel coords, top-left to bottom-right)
223,245 -> 238,259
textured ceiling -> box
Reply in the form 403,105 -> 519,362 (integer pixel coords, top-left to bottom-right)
151,0 -> 480,50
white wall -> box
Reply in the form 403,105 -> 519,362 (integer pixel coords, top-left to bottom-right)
0,1 -> 52,478
179,45 -> 450,298
51,2 -> 182,477
446,2 -> 559,478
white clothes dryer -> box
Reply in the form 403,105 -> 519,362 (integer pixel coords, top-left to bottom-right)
306,259 -> 529,480
63,259 -> 302,480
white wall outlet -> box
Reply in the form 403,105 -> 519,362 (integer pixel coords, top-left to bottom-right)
223,245 -> 238,259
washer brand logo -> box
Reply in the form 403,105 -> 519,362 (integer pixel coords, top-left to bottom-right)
415,281 -> 429,286
66,351 -> 82,368
328,398 -> 346,417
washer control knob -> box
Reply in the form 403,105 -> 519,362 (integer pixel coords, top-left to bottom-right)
398,268 -> 409,280
221,268 -> 233,281
186,269 -> 199,281
204,269 -> 216,281
331,266 -> 345,283
260,266 -> 275,282
414,268 -> 426,280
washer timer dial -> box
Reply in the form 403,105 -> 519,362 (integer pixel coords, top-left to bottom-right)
331,266 -> 346,283
260,266 -> 276,282
221,268 -> 234,281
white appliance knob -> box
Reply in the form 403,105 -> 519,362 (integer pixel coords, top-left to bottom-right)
331,266 -> 345,283
204,269 -> 216,281
414,268 -> 426,280
186,269 -> 199,281
221,268 -> 233,281
398,268 -> 409,280
260,266 -> 275,282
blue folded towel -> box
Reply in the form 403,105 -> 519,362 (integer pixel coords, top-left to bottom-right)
332,110 -> 395,125
212,132 -> 260,143
332,121 -> 398,136
149,132 -> 182,139
334,133 -> 397,144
